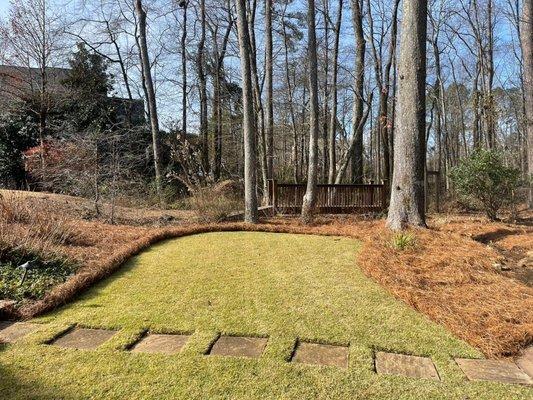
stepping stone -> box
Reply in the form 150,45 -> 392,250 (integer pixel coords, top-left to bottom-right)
51,328 -> 116,350
375,351 -> 440,380
131,333 -> 190,354
209,336 -> 267,358
516,346 -> 533,378
291,342 -> 349,368
456,358 -> 532,385
0,321 -> 39,343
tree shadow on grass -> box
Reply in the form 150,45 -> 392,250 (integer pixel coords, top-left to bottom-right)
0,345 -> 77,400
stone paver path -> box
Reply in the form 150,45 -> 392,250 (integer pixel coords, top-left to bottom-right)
375,352 -> 440,380
456,358 -> 532,385
2,320 -> 531,387
292,342 -> 349,368
209,336 -> 267,358
51,328 -> 116,350
0,321 -> 39,343
131,333 -> 190,354
516,346 -> 533,378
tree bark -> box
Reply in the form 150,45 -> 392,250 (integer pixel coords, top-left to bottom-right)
334,0 -> 367,184
322,0 -> 330,181
181,0 -> 188,139
211,10 -> 233,181
387,0 -> 427,230
281,10 -> 300,183
197,0 -> 208,173
301,0 -> 320,223
328,0 -> 343,183
265,0 -> 274,181
235,0 -> 259,223
134,0 -> 162,198
522,0 -> 533,207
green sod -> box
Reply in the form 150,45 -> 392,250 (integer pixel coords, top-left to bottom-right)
0,232 -> 530,399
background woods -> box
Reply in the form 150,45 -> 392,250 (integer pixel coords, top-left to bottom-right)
0,0 -> 531,221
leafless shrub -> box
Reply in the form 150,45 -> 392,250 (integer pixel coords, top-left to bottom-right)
189,186 -> 241,222
0,192 -> 78,258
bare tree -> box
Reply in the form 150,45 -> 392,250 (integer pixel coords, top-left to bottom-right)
522,0 -> 533,207
265,0 -> 274,182
207,1 -> 234,181
334,0 -> 370,184
134,0 -> 162,198
235,0 -> 259,223
0,0 -> 64,172
301,0 -> 320,222
327,0 -> 343,183
180,0 -> 188,139
366,0 -> 401,185
197,0 -> 208,172
387,0 -> 428,230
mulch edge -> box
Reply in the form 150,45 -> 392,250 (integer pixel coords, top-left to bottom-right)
16,219 -> 533,358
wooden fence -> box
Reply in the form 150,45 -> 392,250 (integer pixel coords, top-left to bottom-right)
268,180 -> 387,214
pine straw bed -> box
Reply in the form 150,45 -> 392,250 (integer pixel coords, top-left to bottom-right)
15,216 -> 532,359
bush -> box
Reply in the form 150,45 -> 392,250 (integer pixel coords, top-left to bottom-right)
450,150 -> 520,220
0,252 -> 76,303
189,186 -> 242,222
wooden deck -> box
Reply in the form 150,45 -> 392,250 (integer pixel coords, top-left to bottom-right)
269,180 -> 387,214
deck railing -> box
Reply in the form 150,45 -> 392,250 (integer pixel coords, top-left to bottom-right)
268,180 -> 387,214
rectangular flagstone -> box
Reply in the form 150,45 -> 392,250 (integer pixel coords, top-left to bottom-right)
209,336 -> 267,358
0,321 -> 39,343
51,327 -> 116,350
130,333 -> 190,354
375,351 -> 440,380
516,346 -> 533,379
456,358 -> 532,385
291,342 -> 349,368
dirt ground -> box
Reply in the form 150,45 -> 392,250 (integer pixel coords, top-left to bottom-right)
3,190 -> 532,358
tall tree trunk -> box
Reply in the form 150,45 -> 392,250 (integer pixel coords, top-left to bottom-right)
328,0 -> 343,183
366,0 -> 400,186
522,0 -> 533,207
387,0 -> 427,230
236,0 -> 259,222
345,0 -> 366,184
486,0 -> 495,148
181,0 -> 188,139
135,0 -> 162,198
265,0 -> 274,181
322,0 -> 330,181
301,0 -> 320,223
211,11 -> 233,181
281,9 -> 300,183
198,0 -> 208,173
248,4 -> 269,205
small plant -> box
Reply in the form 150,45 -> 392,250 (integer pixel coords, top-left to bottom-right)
0,256 -> 77,303
390,232 -> 416,251
450,149 -> 520,221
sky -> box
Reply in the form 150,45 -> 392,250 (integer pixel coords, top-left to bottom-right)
0,0 -> 524,133
0,1 -> 8,16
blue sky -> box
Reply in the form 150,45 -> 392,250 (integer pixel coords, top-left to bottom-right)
0,1 -> 8,17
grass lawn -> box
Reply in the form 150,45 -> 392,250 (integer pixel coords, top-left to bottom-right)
0,232 -> 530,399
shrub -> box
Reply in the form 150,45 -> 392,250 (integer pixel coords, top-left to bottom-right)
390,232 -> 416,251
189,186 -> 242,222
449,149 -> 520,221
0,252 -> 76,303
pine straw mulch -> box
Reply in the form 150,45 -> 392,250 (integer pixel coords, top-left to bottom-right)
16,214 -> 533,359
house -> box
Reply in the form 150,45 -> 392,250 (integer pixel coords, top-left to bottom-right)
0,64 -> 145,124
